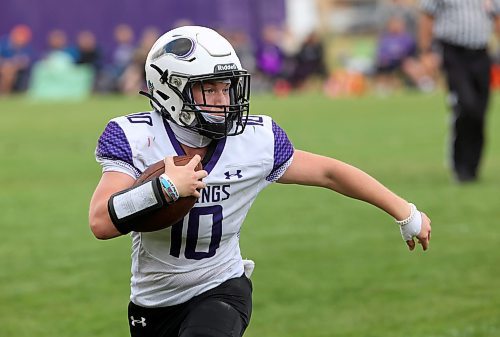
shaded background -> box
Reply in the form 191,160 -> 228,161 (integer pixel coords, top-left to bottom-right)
0,0 -> 285,59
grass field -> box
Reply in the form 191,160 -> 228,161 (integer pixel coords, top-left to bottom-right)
1,91 -> 499,337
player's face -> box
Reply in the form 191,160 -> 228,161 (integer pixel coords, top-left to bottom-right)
192,81 -> 230,113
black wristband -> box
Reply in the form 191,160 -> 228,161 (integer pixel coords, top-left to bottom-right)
108,178 -> 167,235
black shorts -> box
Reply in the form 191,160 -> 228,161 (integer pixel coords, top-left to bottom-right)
128,274 -> 253,337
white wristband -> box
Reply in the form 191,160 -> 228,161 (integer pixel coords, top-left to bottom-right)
395,203 -> 417,226
396,203 -> 422,240
113,180 -> 159,219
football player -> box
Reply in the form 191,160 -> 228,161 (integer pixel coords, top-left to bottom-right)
89,26 -> 431,337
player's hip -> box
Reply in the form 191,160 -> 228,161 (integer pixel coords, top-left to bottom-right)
130,258 -> 244,307
128,273 -> 252,337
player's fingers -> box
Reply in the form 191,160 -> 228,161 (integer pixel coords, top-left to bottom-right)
195,170 -> 208,180
186,154 -> 202,169
418,236 -> 429,251
192,190 -> 201,198
196,181 -> 207,190
164,156 -> 175,168
406,239 -> 415,251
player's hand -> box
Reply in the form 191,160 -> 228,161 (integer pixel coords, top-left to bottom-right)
164,155 -> 208,198
406,212 -> 431,251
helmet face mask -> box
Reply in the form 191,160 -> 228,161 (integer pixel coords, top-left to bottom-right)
143,26 -> 251,139
181,72 -> 250,139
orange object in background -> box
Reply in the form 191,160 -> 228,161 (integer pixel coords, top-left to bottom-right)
323,70 -> 367,97
491,64 -> 500,90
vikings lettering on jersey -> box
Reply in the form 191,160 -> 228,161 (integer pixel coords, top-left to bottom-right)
95,111 -> 294,307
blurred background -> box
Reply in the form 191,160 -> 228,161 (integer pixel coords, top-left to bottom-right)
1,1 -> 500,337
2,0 -> 498,98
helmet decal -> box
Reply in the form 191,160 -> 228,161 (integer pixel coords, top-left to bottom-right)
214,63 -> 238,72
151,37 -> 196,61
147,80 -> 154,94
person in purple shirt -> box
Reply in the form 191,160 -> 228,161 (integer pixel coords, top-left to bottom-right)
0,25 -> 34,93
374,15 -> 424,92
255,25 -> 285,84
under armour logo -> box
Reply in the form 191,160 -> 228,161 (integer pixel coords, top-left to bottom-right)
130,316 -> 147,327
224,170 -> 243,180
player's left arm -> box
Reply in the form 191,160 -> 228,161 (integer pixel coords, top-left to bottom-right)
278,150 -> 431,251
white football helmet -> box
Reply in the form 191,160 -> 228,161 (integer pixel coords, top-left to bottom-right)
142,26 -> 250,139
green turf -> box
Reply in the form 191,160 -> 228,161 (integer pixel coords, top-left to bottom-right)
1,91 -> 499,337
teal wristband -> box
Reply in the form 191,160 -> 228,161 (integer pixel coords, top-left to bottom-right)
159,174 -> 180,202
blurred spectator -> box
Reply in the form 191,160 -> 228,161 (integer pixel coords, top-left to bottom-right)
280,25 -> 300,79
120,27 -> 159,95
28,28 -> 98,99
403,46 -> 439,92
374,15 -> 422,92
377,1 -> 441,92
0,24 -> 34,94
255,25 -> 286,89
74,30 -> 102,72
227,30 -> 256,73
112,24 -> 135,73
289,31 -> 328,89
44,29 -> 72,57
377,0 -> 418,38
97,24 -> 135,92
29,31 -> 94,100
280,25 -> 301,60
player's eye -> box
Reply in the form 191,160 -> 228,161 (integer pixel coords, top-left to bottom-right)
203,88 -> 215,94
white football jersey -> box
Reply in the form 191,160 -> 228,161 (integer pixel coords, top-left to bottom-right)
95,111 -> 294,307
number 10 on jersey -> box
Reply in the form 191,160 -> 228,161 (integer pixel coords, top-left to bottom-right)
169,206 -> 223,260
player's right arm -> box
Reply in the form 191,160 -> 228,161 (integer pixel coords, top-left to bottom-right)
89,155 -> 207,240
89,171 -> 135,239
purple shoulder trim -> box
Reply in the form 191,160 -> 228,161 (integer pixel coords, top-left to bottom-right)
266,120 -> 294,181
96,121 -> 134,167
